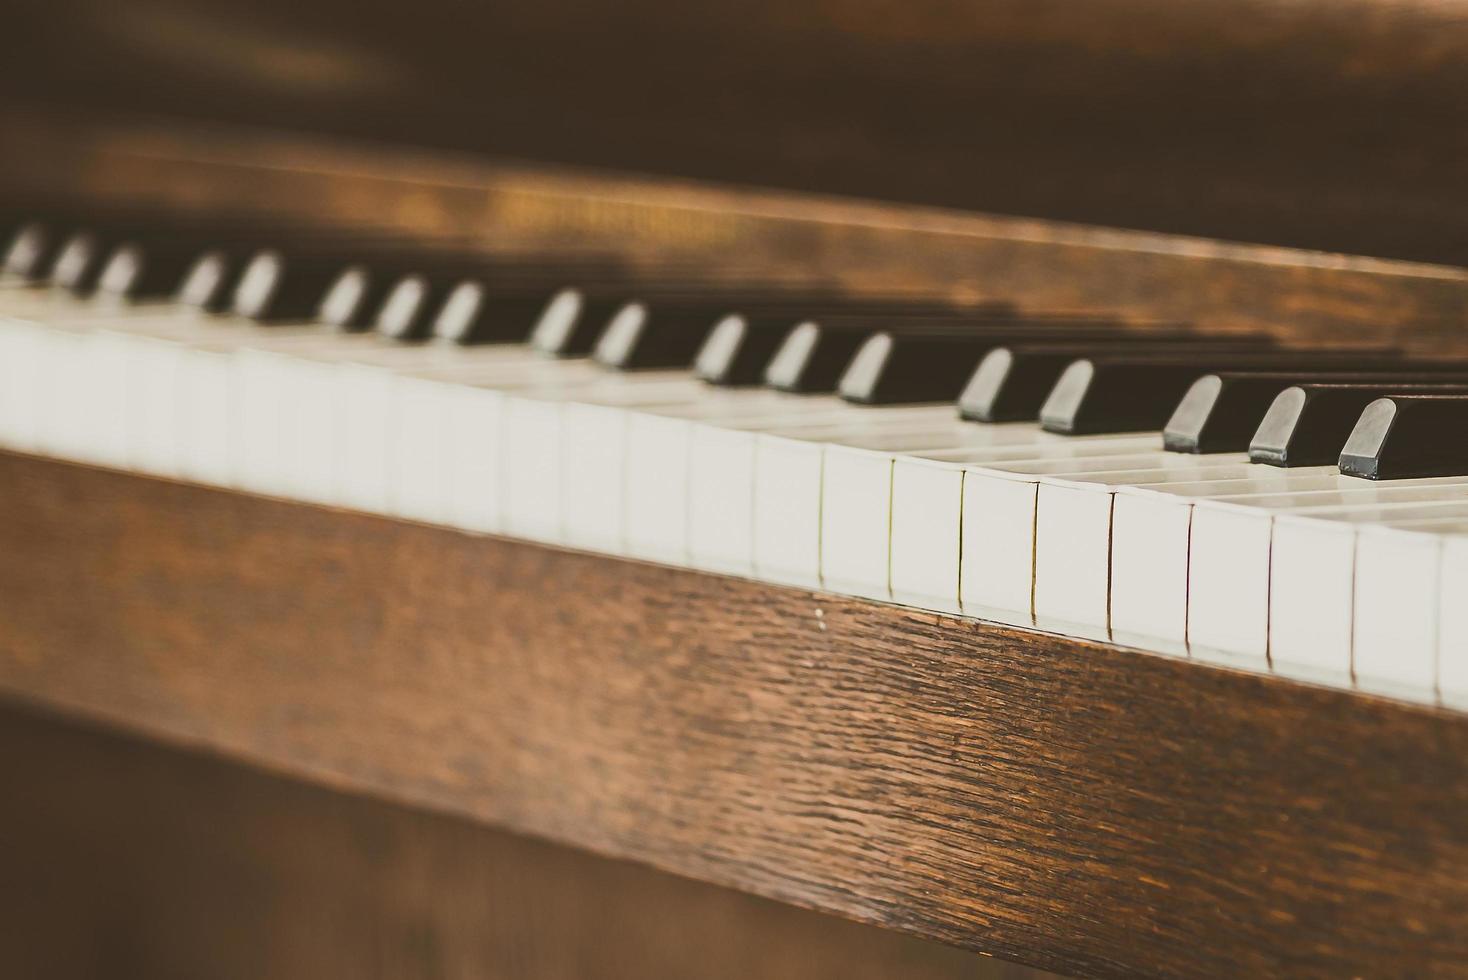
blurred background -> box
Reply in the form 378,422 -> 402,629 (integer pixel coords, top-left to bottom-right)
6,0 -> 1468,264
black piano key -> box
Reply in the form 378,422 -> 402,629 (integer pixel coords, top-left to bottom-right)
1167,370 -> 1468,454
3,222 -> 67,282
591,287 -> 1014,372
230,238 -> 439,323
836,321 -> 1203,406
49,230 -> 127,295
316,264 -> 398,331
1039,351 -> 1407,435
233,249 -> 370,322
771,314 -> 1191,398
764,320 -> 873,393
694,312 -> 805,385
529,288 -> 629,357
433,280 -> 574,345
838,332 -> 1014,404
700,304 -> 995,387
589,294 -> 827,370
1252,382 -> 1468,466
376,273 -> 477,341
96,240 -> 206,301
176,248 -> 248,313
101,223 -> 329,305
592,300 -> 720,369
1340,395 -> 1468,480
960,336 -> 1271,422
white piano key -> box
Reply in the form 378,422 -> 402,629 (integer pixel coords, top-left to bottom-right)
1186,502 -> 1274,670
960,472 -> 1037,623
681,405 -> 965,582
827,435 -> 1166,610
1189,485 -> 1468,675
389,375 -> 451,523
820,446 -> 896,600
688,424 -> 756,575
1031,458 -> 1261,641
1110,470 -> 1358,656
281,355 -> 339,505
444,384 -> 505,534
75,330 -> 132,468
1352,522 -> 1448,702
687,405 -> 954,578
891,434 -> 1161,615
753,434 -> 825,589
562,402 -> 629,554
234,348 -> 292,495
1032,481 -> 1118,641
961,452 -> 1250,639
625,412 -> 694,563
581,392 -> 816,565
1438,535 -> 1468,709
125,335 -> 184,478
1270,500 -> 1468,685
502,396 -> 564,542
174,346 -> 236,487
888,458 -> 964,612
1108,489 -> 1195,655
494,374 -> 728,546
35,327 -> 86,461
334,362 -> 395,513
0,317 -> 44,451
1267,515 -> 1357,684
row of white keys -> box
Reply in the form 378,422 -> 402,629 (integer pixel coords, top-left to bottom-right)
551,386 -> 963,562
713,410 -> 1038,585
696,413 -> 939,581
1,301 -> 532,501
623,397 -> 962,566
1268,501 -> 1468,697
1350,517 -> 1468,707
890,434 -> 1179,611
959,451 -> 1269,634
743,422 -> 1137,590
1110,468 -> 1366,656
1186,485 -> 1468,680
1115,474 -> 1468,666
745,414 -> 1023,587
818,425 -> 1176,603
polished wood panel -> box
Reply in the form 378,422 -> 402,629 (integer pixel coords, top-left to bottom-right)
5,0 -> 1468,265
0,451 -> 1464,977
3,114 -> 1468,356
0,704 -> 1045,980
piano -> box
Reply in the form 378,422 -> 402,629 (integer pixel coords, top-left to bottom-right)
2,1 -> 1467,977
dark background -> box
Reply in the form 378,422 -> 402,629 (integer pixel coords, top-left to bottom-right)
6,0 -> 1468,264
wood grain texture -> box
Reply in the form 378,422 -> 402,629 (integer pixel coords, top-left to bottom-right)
2,114 -> 1468,356
0,451 -> 1465,977
0,703 -> 1046,980
3,0 -> 1468,265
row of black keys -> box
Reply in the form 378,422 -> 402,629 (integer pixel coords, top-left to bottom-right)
4,217 -> 1466,481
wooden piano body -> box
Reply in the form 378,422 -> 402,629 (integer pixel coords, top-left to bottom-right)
2,2 -> 1468,977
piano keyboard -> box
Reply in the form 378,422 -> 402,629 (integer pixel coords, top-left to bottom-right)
5,218 -> 1468,710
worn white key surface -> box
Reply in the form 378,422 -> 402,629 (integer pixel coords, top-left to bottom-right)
1439,535 -> 1468,708
1352,522 -> 1449,702
1109,469 -> 1357,655
1268,516 -> 1357,684
889,433 -> 1161,615
889,459 -> 965,612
